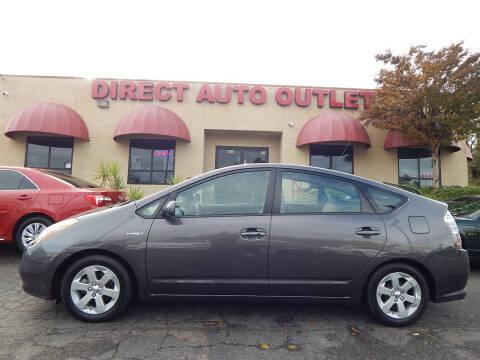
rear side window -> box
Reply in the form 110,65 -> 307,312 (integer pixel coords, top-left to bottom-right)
280,171 -> 361,213
0,170 -> 36,190
18,176 -> 37,190
360,184 -> 407,213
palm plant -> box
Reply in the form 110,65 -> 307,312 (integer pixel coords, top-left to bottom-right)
93,161 -> 110,187
107,161 -> 126,190
126,186 -> 144,201
93,161 -> 126,190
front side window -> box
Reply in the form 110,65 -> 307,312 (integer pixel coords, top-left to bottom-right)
215,146 -> 268,169
25,137 -> 73,174
398,148 -> 434,187
0,170 -> 37,190
310,145 -> 353,174
175,171 -> 271,216
128,139 -> 175,185
280,171 -> 361,213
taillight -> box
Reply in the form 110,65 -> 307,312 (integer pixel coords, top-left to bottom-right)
444,210 -> 462,249
85,194 -> 113,207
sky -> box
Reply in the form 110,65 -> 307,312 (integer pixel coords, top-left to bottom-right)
2,0 -> 479,89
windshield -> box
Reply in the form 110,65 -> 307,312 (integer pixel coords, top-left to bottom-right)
40,170 -> 100,188
447,197 -> 480,219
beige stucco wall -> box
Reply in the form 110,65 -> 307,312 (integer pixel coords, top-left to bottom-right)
0,75 -> 469,196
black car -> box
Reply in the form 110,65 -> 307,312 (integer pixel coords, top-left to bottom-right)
447,195 -> 480,262
20,164 -> 469,325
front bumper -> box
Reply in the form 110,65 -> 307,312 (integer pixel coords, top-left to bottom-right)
19,247 -> 67,301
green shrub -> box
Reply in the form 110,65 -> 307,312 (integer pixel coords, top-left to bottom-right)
167,174 -> 185,185
418,186 -> 480,201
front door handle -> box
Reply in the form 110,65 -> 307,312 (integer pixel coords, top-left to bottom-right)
17,195 -> 32,200
240,228 -> 267,239
356,227 -> 381,236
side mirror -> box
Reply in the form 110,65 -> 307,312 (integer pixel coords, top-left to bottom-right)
162,200 -> 176,217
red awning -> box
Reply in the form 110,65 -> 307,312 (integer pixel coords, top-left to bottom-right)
113,106 -> 191,142
466,146 -> 473,161
296,113 -> 370,147
384,130 -> 461,152
5,103 -> 89,140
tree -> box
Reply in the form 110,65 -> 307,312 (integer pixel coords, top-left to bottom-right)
360,42 -> 480,188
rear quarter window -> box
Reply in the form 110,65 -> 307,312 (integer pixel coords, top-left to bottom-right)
360,184 -> 407,213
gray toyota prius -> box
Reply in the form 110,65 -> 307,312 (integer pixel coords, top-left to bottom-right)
20,164 -> 469,326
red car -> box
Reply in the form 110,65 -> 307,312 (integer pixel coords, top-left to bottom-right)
0,167 -> 126,250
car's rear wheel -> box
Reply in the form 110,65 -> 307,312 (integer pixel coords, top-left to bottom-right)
366,263 -> 429,326
16,216 -> 53,251
61,255 -> 132,322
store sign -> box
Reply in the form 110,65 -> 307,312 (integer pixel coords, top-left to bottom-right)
92,80 -> 373,110
154,150 -> 172,157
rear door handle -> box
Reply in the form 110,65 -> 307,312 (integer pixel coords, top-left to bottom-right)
356,227 -> 381,236
17,195 -> 32,200
240,228 -> 267,239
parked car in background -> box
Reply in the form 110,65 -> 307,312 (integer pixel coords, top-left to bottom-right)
20,164 -> 468,326
0,167 -> 126,250
447,195 -> 480,262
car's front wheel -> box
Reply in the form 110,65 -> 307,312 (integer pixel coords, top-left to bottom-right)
61,255 -> 132,322
366,263 -> 429,326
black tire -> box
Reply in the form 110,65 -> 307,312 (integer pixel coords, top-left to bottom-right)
366,263 -> 429,327
61,255 -> 132,322
15,216 -> 53,251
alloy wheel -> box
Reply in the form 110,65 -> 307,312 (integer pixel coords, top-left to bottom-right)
70,265 -> 120,315
21,222 -> 46,248
376,271 -> 421,319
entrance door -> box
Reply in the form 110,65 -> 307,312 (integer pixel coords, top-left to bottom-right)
215,146 -> 268,169
269,170 -> 387,298
146,169 -> 274,295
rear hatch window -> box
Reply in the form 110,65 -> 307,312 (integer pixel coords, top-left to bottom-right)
40,170 -> 99,188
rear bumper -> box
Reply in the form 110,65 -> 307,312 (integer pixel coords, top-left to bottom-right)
426,248 -> 469,303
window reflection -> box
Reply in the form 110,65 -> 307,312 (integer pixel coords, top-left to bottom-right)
398,148 -> 435,187
128,139 -> 175,185
310,145 -> 353,174
215,147 -> 268,169
25,137 -> 73,174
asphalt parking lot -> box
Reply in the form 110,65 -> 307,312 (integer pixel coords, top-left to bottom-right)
1,245 -> 479,360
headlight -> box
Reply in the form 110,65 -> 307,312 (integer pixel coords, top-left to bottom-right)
33,218 -> 78,247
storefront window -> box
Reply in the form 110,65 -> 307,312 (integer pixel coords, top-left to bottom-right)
25,137 -> 73,174
128,139 -> 175,185
398,148 -> 435,187
215,146 -> 268,169
310,145 -> 353,174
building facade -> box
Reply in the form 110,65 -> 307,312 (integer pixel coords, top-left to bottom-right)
0,75 -> 469,195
